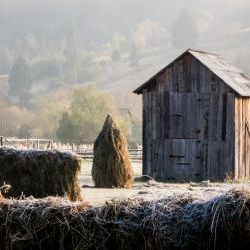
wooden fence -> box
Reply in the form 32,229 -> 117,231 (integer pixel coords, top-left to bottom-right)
0,136 -> 142,161
75,149 -> 142,161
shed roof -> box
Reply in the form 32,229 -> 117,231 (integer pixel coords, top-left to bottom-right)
133,49 -> 250,96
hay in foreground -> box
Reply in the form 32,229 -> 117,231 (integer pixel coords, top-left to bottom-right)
92,115 -> 134,188
0,147 -> 82,201
0,189 -> 250,249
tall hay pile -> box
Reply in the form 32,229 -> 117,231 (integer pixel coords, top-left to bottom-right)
92,115 -> 134,188
0,189 -> 250,249
0,147 -> 82,201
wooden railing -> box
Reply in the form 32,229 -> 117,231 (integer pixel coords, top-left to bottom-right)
0,136 -> 17,148
0,137 -> 53,149
0,137 -> 142,161
75,149 -> 142,161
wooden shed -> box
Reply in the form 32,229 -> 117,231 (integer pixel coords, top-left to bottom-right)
134,49 -> 250,181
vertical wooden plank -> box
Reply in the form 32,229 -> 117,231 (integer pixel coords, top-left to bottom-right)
166,67 -> 173,92
195,140 -> 202,180
218,142 -> 224,180
222,93 -> 227,141
183,53 -> 192,92
239,98 -> 244,178
154,91 -> 163,179
223,93 -> 235,178
207,142 -> 211,179
245,122 -> 250,179
242,98 -> 250,179
234,96 -> 244,179
225,141 -> 234,179
178,58 -> 184,92
192,56 -> 200,92
164,92 -> 170,139
229,141 -> 235,177
147,92 -> 152,177
245,99 -> 250,178
152,92 -> 157,178
163,139 -> 168,179
199,63 -> 206,93
211,94 -> 217,141
142,91 -> 147,175
159,92 -> 165,179
152,138 -> 156,178
168,139 -> 174,179
144,91 -> 148,176
235,97 -> 239,179
234,97 -> 240,179
216,94 -> 223,141
215,142 -> 219,180
158,141 -> 164,180
152,92 -> 157,140
169,92 -> 174,138
156,92 -> 161,142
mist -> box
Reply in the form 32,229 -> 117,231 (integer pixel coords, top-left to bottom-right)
0,0 -> 249,140
0,0 -> 249,71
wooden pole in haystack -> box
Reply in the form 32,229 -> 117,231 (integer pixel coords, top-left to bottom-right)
92,114 -> 134,188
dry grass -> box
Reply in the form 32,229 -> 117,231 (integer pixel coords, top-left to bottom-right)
92,115 -> 134,188
0,188 -> 250,249
0,147 -> 82,201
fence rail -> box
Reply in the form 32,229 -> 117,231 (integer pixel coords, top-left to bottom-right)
0,136 -> 55,149
75,149 -> 142,161
0,136 -> 17,148
0,136 -> 142,161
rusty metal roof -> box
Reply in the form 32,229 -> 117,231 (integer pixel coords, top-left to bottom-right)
133,49 -> 250,96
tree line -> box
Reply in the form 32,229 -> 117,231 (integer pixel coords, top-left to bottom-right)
0,84 -> 141,145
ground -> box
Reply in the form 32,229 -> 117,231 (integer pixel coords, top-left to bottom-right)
80,159 -> 250,206
81,176 -> 250,206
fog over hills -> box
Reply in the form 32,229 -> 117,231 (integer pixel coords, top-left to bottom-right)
1,1 -> 249,92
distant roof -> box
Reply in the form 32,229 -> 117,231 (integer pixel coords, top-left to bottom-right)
133,49 -> 250,96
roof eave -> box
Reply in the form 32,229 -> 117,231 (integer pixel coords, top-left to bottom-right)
133,48 -> 250,97
133,80 -> 152,95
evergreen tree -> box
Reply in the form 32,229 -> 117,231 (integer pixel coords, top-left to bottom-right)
56,112 -> 75,144
8,56 -> 32,101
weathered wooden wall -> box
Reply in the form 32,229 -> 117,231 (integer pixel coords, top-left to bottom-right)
235,97 -> 250,179
142,53 -> 236,181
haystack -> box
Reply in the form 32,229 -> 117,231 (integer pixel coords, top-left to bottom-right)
92,114 -> 134,188
0,147 -> 82,201
0,189 -> 250,249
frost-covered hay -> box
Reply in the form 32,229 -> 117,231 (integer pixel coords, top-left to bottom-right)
0,147 -> 82,201
0,189 -> 250,249
92,115 -> 134,188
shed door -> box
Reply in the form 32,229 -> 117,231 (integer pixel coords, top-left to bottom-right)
169,93 -> 201,139
165,139 -> 201,180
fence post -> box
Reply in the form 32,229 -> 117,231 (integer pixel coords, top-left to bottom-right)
0,136 -> 2,146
